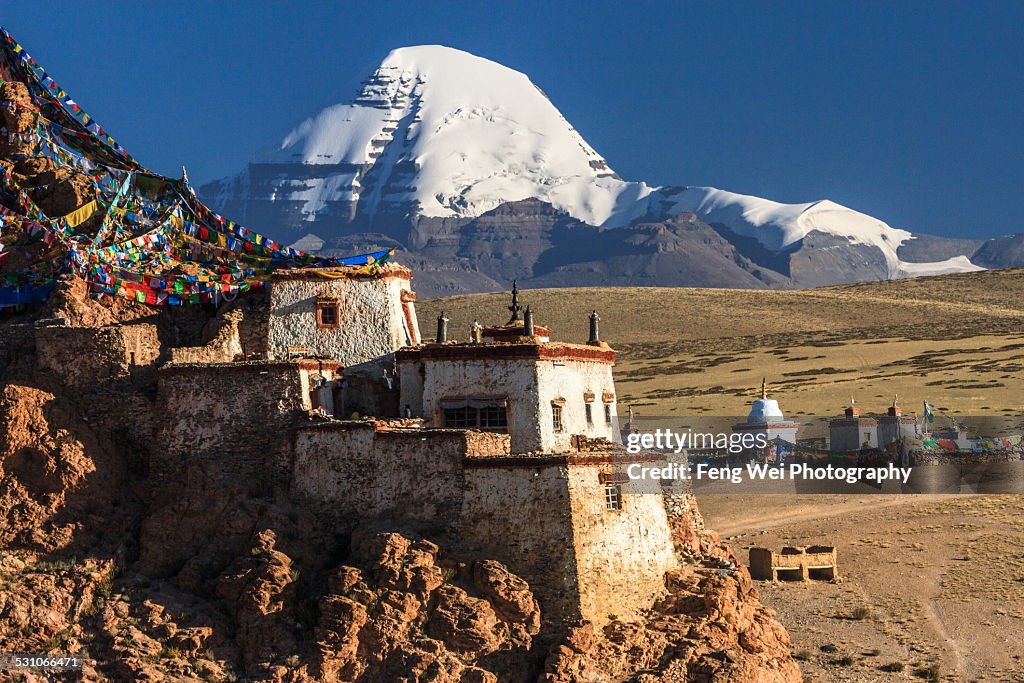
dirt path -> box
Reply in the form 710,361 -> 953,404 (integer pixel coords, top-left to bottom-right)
921,599 -> 966,677
706,494 -> 949,537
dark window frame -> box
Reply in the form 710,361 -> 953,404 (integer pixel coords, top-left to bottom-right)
552,403 -> 564,433
316,297 -> 341,329
443,405 -> 508,432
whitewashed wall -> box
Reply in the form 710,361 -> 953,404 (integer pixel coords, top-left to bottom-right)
417,358 -> 543,453
399,354 -> 618,453
535,358 -> 618,451
267,275 -> 415,364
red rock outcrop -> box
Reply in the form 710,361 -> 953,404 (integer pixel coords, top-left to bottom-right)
308,530 -> 541,683
0,80 -> 38,157
542,561 -> 801,683
0,383 -> 124,553
1,80 -> 96,219
30,166 -> 96,218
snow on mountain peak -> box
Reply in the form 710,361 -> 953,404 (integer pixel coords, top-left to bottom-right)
666,187 -> 911,254
258,44 -> 653,224
213,45 -> 982,281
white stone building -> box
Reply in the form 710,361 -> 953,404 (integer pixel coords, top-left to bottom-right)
829,402 -> 879,451
264,263 -> 419,416
161,267 -> 679,626
397,317 -> 619,454
267,263 -> 419,364
831,397 -> 918,451
876,396 -> 918,447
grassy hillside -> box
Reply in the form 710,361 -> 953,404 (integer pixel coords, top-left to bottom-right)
418,268 -> 1024,423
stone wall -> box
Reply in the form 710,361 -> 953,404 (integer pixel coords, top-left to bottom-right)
460,462 -> 582,623
169,312 -> 244,364
149,362 -> 306,503
291,424 -> 509,535
267,270 -> 415,364
566,464 -> 677,626
749,546 -> 839,581
909,449 -> 1024,465
290,422 -> 673,626
662,491 -> 706,555
137,361 -> 309,576
35,322 -> 161,388
0,321 -> 38,380
461,455 -> 677,627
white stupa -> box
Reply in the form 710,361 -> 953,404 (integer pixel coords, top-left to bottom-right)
733,378 -> 800,447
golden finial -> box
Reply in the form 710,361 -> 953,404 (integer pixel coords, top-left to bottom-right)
761,377 -> 767,399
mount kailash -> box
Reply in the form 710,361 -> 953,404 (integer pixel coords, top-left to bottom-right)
201,45 -> 1020,296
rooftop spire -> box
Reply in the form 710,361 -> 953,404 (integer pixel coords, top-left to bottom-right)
760,377 -> 767,399
436,310 -> 449,343
507,280 -> 523,324
588,309 -> 600,345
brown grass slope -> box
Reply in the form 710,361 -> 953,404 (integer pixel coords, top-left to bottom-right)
420,268 -> 1024,421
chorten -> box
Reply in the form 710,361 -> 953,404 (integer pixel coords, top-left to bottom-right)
732,378 -> 800,448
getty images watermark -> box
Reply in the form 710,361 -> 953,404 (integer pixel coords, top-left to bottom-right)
616,415 -> 1024,494
624,428 -> 912,485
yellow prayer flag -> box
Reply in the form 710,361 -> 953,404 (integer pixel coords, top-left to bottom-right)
62,200 -> 98,228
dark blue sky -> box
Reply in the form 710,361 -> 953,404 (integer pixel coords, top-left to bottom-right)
4,2 -> 1022,238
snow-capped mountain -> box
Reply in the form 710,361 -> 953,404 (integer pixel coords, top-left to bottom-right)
205,45 -> 656,230
661,187 -> 984,276
202,45 -> 999,295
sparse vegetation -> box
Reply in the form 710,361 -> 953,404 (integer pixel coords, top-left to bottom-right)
95,575 -> 114,597
34,556 -> 78,573
850,606 -> 872,620
159,645 -> 181,660
41,628 -> 72,653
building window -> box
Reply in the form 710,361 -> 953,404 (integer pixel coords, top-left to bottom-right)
604,484 -> 622,511
316,298 -> 341,329
585,402 -> 593,426
552,403 -> 564,432
604,403 -> 613,425
444,407 -> 473,429
443,404 -> 508,432
479,405 -> 508,430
